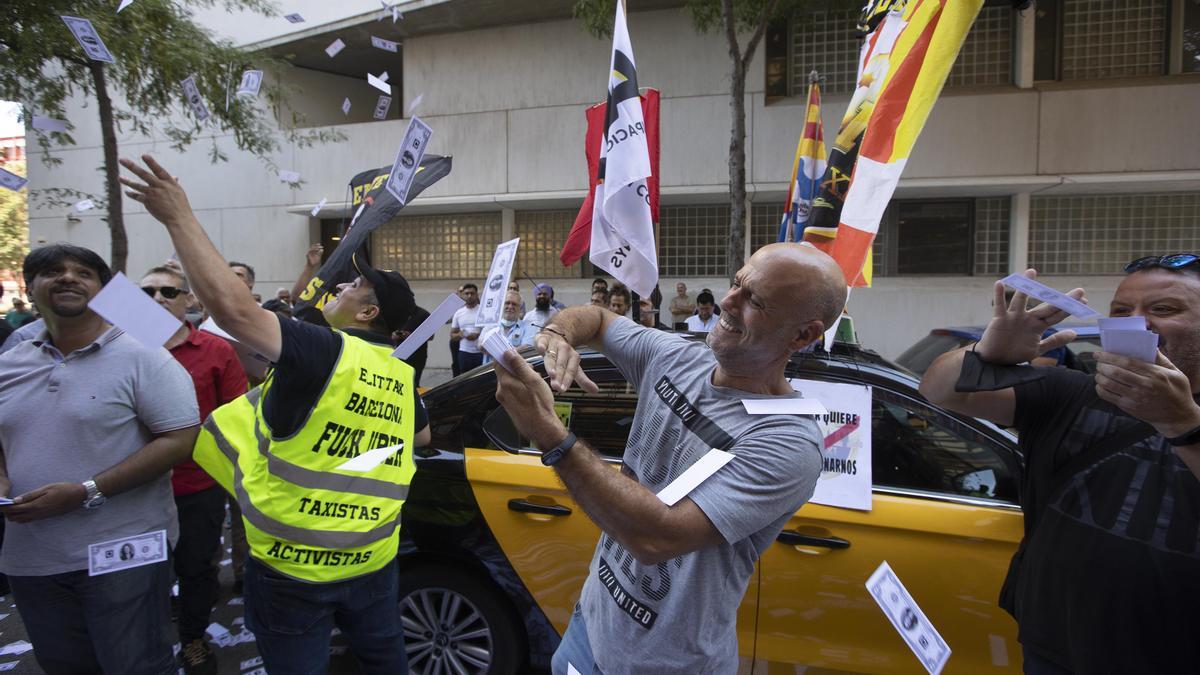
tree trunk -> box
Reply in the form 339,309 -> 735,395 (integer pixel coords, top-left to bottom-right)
727,59 -> 747,282
90,60 -> 127,273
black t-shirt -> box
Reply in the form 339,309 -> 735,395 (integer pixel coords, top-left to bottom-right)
263,315 -> 427,438
1011,367 -> 1200,672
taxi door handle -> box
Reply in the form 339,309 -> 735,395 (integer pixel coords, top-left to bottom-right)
776,531 -> 851,549
507,499 -> 572,517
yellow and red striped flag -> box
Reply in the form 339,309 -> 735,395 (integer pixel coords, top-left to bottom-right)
779,77 -> 826,243
810,0 -> 984,286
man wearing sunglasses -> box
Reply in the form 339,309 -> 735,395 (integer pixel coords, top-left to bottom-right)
141,266 -> 248,674
920,257 -> 1200,674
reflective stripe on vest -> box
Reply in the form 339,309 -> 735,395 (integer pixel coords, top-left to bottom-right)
192,330 -> 416,582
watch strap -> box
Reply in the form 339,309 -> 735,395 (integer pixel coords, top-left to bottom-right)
540,431 -> 577,466
1166,424 -> 1200,447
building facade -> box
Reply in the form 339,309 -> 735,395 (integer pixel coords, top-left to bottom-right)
25,0 -> 1200,367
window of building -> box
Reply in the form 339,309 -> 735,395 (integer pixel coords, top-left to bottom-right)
1029,192 -> 1200,274
1184,0 -> 1200,74
791,10 -> 861,95
658,204 -> 731,278
945,4 -> 1015,88
750,202 -> 784,252
973,197 -> 1011,277
872,200 -> 974,276
514,210 -> 583,280
1036,0 -> 1169,81
372,212 -> 502,280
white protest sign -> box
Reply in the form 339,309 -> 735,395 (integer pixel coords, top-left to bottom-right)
373,95 -> 392,120
367,72 -> 391,95
789,379 -> 873,511
867,561 -> 951,675
385,116 -> 432,205
236,70 -> 263,97
476,237 -> 520,327
88,272 -> 183,348
61,16 -> 115,63
1000,273 -> 1100,319
31,116 -> 69,133
371,36 -> 399,52
0,168 -> 26,192
88,529 -> 168,576
392,292 -> 464,360
180,75 -> 211,122
656,448 -> 735,507
325,38 -> 346,57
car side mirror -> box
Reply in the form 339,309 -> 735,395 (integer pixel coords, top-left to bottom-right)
482,406 -> 533,454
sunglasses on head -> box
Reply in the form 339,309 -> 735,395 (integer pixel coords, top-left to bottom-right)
1123,253 -> 1200,274
141,285 -> 185,299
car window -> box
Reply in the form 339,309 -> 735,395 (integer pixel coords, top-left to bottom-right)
1067,337 -> 1102,374
894,333 -> 973,376
872,389 -> 1018,504
552,367 -> 637,460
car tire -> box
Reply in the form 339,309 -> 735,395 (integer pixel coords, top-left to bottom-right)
399,564 -> 525,675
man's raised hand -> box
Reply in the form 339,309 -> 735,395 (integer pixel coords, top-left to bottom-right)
118,155 -> 196,228
975,269 -> 1086,365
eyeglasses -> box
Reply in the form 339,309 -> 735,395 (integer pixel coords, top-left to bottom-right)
1123,253 -> 1200,274
141,285 -> 185,299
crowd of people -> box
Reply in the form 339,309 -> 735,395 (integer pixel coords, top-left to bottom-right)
0,152 -> 1195,675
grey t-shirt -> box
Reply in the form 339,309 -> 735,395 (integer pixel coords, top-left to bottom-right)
0,326 -> 199,575
580,318 -> 823,675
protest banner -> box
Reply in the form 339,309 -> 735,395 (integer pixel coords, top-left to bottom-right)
789,379 -> 873,511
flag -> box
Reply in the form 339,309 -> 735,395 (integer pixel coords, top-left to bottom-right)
806,0 -> 984,286
560,89 -> 660,267
586,0 -> 658,297
779,77 -> 826,243
292,155 -> 453,320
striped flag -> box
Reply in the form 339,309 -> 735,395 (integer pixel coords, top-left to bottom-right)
779,77 -> 826,243
589,0 -> 658,297
806,0 -> 984,286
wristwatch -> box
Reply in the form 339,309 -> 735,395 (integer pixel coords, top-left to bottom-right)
82,479 -> 107,510
1166,424 -> 1200,447
540,431 -> 578,466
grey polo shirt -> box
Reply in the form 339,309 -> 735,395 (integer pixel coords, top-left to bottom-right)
0,325 -> 199,576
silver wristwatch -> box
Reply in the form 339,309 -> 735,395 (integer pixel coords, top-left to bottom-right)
82,479 -> 107,510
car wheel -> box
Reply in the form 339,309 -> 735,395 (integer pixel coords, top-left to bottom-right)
399,564 -> 524,675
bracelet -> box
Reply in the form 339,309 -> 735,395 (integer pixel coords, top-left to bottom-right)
1166,424 -> 1200,447
537,324 -> 568,340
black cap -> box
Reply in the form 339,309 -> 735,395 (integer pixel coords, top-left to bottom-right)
353,253 -> 416,334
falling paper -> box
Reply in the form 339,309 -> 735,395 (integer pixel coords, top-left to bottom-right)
335,442 -> 404,472
0,168 -> 26,192
61,16 -> 115,63
311,198 -> 327,216
74,199 -> 96,212
278,170 -> 301,183
373,95 -> 392,120
88,272 -> 183,348
867,561 -> 951,675
0,641 -> 32,657
341,98 -> 352,115
407,93 -> 424,114
476,237 -> 520,327
325,38 -> 346,58
240,657 -> 263,670
31,116 -> 69,132
371,36 -> 399,52
117,0 -> 135,12
378,71 -> 389,82
385,116 -> 433,205
393,292 -> 465,360
236,70 -> 263,97
180,75 -> 211,122
367,72 -> 391,95
205,623 -> 232,648
284,13 -> 304,23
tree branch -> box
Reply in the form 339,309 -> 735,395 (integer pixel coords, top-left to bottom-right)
720,0 -> 741,65
741,0 -> 782,70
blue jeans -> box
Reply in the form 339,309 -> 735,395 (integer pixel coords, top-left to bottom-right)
551,605 -> 604,675
244,557 -> 407,675
10,561 -> 174,675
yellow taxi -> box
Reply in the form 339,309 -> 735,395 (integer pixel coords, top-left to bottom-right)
399,341 -> 1023,674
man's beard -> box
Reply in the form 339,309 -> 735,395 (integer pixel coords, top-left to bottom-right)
535,298 -> 550,311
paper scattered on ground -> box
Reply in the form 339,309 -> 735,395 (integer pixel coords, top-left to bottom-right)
240,656 -> 263,670
393,292 -> 464,360
742,397 -> 828,416
0,662 -> 16,671
88,273 -> 182,348
232,617 -> 244,626
999,274 -> 1100,319
335,442 -> 404,472
368,72 -> 391,94
656,449 -> 735,506
218,558 -> 231,566
206,622 -> 232,647
867,561 -> 951,675
325,38 -> 346,57
227,596 -> 244,605
311,197 -> 327,216
31,116 -> 69,132
0,641 -> 32,657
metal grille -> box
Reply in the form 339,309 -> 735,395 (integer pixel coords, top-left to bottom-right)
1061,0 -> 1167,80
514,210 -> 582,279
946,5 -> 1014,87
792,11 -> 861,95
659,205 -> 731,277
750,202 -> 783,252
372,212 -> 502,280
1029,193 -> 1200,274
974,197 -> 1011,276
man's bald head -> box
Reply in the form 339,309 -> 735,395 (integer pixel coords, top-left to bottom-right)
752,243 -> 847,330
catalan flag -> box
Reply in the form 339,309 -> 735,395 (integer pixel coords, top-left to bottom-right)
806,0 -> 984,286
779,77 -> 826,243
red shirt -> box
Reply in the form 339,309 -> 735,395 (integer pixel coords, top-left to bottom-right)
169,324 -> 248,495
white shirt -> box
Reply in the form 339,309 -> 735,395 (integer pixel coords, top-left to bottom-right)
523,306 -> 559,328
452,304 -> 482,353
684,313 -> 718,332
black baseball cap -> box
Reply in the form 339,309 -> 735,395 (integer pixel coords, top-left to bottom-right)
353,253 -> 416,334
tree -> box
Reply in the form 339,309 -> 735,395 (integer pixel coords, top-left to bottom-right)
574,0 -> 854,279
0,160 -> 29,291
0,0 -> 342,272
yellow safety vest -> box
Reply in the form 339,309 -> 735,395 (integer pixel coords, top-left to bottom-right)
193,330 -> 416,582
